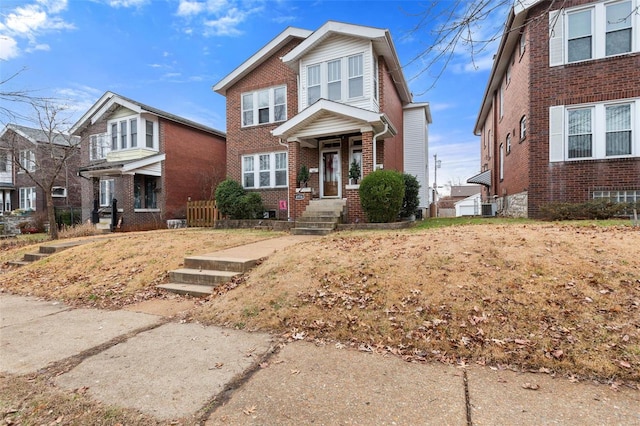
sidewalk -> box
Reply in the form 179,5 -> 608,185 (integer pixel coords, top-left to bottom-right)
2,294 -> 639,425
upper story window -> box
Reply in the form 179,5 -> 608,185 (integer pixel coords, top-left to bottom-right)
499,86 -> 504,119
520,116 -> 527,140
506,133 -> 512,153
108,116 -> 156,152
552,1 -> 635,66
52,186 -> 67,198
519,32 -> 526,56
305,53 -> 365,106
242,151 -> 287,188
0,151 -> 8,173
242,86 -> 287,127
19,150 -> 36,172
373,57 -> 379,101
606,103 -> 632,156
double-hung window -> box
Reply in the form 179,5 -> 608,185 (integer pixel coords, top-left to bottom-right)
568,9 -> 592,63
242,86 -> 287,127
241,152 -> 287,189
0,151 -> 7,172
19,187 -> 36,210
90,134 -> 110,160
606,1 -> 632,56
19,150 -> 36,172
307,65 -> 321,106
348,54 -> 363,98
100,179 -> 114,207
606,104 -> 632,156
327,60 -> 341,101
130,119 -> 138,148
108,117 -> 154,151
568,108 -> 593,158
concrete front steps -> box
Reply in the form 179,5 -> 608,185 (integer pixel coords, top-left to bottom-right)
291,199 -> 346,236
7,240 -> 94,267
157,253 -> 262,297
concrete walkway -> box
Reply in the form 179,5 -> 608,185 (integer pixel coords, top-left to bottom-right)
1,235 -> 639,424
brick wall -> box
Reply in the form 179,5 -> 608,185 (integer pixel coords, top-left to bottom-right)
527,0 -> 640,216
379,58 -> 404,172
225,39 -> 301,216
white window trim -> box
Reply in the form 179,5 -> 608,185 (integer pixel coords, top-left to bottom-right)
241,86 -> 287,128
107,116 -> 157,152
241,151 -> 288,189
52,186 -> 67,198
100,179 -> 115,207
89,133 -> 111,160
304,52 -> 366,106
549,98 -> 639,162
19,150 -> 36,172
550,0 -> 639,67
349,137 -> 363,184
19,187 -> 36,210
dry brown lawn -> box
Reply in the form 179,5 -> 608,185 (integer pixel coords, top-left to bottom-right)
2,223 -> 639,389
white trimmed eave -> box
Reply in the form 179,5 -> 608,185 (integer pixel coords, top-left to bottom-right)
282,21 -> 412,103
212,27 -> 312,96
121,153 -> 165,175
272,99 -> 397,145
474,3 -> 535,135
70,91 -> 116,135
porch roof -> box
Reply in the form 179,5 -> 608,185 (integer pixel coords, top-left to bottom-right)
271,99 -> 397,147
466,169 -> 491,187
79,153 -> 165,178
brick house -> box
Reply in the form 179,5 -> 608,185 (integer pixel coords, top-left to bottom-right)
0,124 -> 81,217
213,22 -> 431,224
469,0 -> 640,217
71,92 -> 226,231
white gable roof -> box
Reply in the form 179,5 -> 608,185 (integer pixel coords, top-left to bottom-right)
212,27 -> 312,96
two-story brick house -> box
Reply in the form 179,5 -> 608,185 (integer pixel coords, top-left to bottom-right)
213,21 -> 431,223
0,124 -> 81,217
71,92 -> 226,231
470,0 -> 640,217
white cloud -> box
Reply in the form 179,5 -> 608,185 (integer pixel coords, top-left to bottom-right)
177,0 -> 206,17
0,36 -> 20,60
0,0 -> 74,59
203,8 -> 247,36
108,0 -> 148,8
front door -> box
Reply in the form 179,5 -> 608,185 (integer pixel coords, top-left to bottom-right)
321,150 -> 341,198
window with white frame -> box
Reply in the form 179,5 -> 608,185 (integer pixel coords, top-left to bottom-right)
499,86 -> 504,119
307,66 -> 321,106
348,54 -> 364,98
100,179 -> 115,207
19,150 -> 36,172
52,186 -> 67,198
19,187 -> 36,210
373,57 -> 379,101
0,151 -> 7,172
242,86 -> 287,127
327,59 -> 342,101
89,134 -> 110,160
506,133 -> 512,153
519,31 -> 526,56
241,152 -> 287,189
549,99 -> 638,162
349,138 -> 363,183
520,116 -> 527,140
550,1 -> 636,66
499,143 -> 504,180
108,117 -> 156,152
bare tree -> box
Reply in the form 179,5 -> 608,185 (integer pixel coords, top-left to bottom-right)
1,102 -> 81,239
0,67 -> 52,125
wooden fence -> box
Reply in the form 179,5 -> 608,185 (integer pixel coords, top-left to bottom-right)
186,200 -> 219,227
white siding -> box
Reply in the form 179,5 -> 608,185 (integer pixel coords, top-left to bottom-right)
549,105 -> 565,162
403,107 -> 429,208
298,34 -> 375,112
294,114 -> 370,139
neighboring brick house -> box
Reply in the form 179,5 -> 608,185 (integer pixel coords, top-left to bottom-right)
470,0 -> 640,217
213,21 -> 431,223
0,124 -> 81,217
71,92 -> 226,231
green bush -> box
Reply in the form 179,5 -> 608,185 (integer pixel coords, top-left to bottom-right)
400,173 -> 421,218
539,199 -> 637,221
215,179 -> 264,219
358,170 -> 405,223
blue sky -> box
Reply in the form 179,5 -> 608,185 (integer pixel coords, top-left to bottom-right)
0,0 -> 509,192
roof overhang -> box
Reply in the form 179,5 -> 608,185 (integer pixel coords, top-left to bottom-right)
403,102 -> 433,124
212,27 -> 313,96
473,1 -> 543,134
79,153 -> 165,178
272,99 -> 397,147
466,169 -> 491,187
281,21 -> 412,104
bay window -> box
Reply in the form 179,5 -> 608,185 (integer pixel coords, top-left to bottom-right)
242,152 -> 287,189
327,60 -> 341,101
308,65 -> 321,105
348,54 -> 363,98
242,86 -> 287,127
107,117 -> 156,152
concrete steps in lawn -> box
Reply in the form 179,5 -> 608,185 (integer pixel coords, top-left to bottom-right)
291,199 -> 346,236
7,240 -> 94,267
157,235 -> 319,297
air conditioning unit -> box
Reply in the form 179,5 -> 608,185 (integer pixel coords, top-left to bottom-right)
481,203 -> 497,217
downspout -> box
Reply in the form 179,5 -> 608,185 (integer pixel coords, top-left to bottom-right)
278,138 -> 290,220
372,118 -> 388,172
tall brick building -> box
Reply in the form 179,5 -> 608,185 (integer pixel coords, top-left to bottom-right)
470,0 -> 640,217
213,22 -> 431,223
71,92 -> 226,231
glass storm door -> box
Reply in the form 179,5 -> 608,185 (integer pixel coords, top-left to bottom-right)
321,150 -> 340,197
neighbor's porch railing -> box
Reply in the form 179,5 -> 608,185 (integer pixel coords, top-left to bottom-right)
186,200 -> 219,227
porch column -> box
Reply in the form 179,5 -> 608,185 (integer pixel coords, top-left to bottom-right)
361,131 -> 374,177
